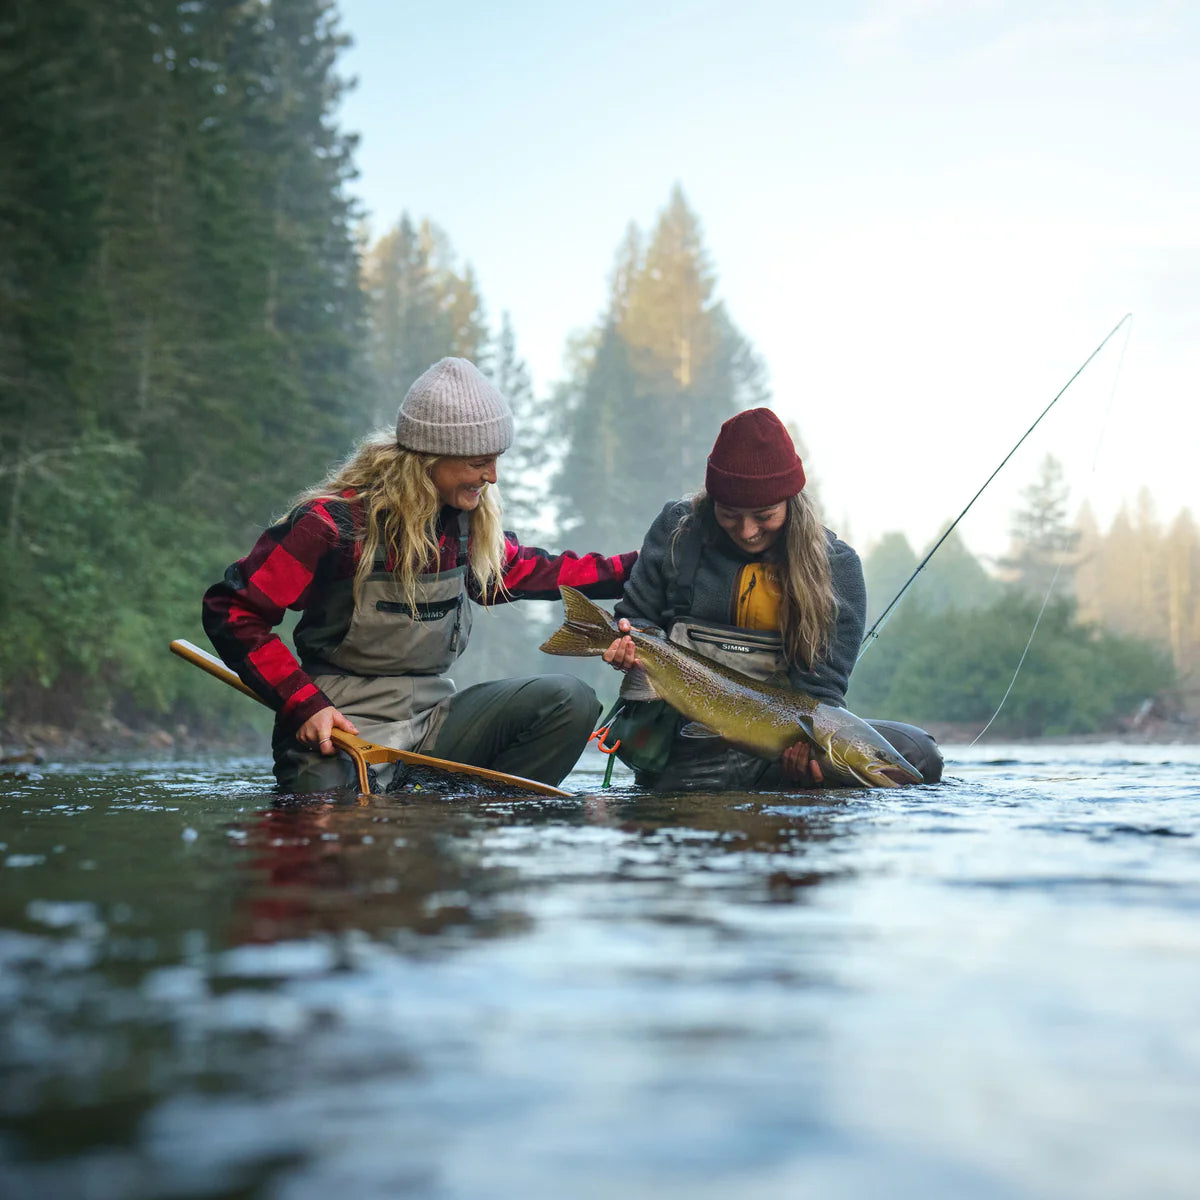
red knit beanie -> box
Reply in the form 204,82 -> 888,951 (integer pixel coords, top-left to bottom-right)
705,408 -> 806,507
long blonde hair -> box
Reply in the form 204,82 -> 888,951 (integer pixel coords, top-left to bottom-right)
676,490 -> 836,668
293,434 -> 508,612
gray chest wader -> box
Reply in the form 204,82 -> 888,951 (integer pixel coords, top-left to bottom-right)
606,529 -> 942,787
609,619 -> 786,775
304,515 -> 472,755
606,527 -> 788,776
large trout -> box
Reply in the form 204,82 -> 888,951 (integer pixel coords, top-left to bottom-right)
540,586 -> 922,788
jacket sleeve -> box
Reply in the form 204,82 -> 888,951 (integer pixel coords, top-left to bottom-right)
200,502 -> 340,731
613,500 -> 691,625
786,532 -> 866,705
469,534 -> 638,603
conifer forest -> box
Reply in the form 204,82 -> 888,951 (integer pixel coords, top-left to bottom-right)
1,0 -> 1195,745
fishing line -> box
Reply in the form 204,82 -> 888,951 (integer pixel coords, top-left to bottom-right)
967,559 -> 1065,745
856,312 -> 1133,662
966,312 -> 1133,743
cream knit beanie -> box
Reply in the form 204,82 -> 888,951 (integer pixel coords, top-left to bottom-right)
395,358 -> 514,456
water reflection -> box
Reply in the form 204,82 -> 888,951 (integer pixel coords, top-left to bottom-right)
579,788 -> 848,901
582,786 -> 841,848
231,795 -> 533,945
230,787 -> 848,947
7,756 -> 1197,1199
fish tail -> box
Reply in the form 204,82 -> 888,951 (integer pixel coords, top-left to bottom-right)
539,585 -> 620,658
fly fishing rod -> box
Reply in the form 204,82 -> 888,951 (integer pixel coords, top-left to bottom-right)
857,312 -> 1133,661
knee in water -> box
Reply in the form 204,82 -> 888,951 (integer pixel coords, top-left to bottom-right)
870,720 -> 943,784
898,731 -> 943,784
545,673 -> 601,721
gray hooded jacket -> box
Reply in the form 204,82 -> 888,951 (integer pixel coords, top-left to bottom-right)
613,499 -> 866,705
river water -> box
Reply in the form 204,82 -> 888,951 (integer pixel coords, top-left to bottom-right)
1,742 -> 1197,1200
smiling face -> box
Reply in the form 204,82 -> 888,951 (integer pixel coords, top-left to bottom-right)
712,500 -> 789,555
429,454 -> 499,510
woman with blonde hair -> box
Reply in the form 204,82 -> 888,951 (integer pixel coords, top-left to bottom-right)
603,407 -> 941,790
204,357 -> 636,792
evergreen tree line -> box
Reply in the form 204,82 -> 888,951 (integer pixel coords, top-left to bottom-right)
1,0 -> 365,734
359,187 -> 768,696
0,3 -> 1190,742
848,457 -> 1192,736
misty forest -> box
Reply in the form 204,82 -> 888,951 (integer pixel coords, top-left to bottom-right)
1,0 -> 1196,747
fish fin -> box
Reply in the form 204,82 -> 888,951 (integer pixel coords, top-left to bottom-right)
792,716 -> 817,744
538,585 -> 619,658
618,664 -> 660,702
764,669 -> 791,689
678,721 -> 722,740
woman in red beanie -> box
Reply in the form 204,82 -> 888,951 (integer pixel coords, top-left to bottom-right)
602,407 -> 942,790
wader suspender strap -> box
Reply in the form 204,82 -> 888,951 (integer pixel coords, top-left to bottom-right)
449,510 -> 470,651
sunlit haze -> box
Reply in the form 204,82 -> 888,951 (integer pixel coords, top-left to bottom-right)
336,0 -> 1197,556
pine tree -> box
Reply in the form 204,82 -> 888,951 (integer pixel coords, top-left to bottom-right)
363,214 -> 488,426
487,313 -> 548,541
1000,454 -> 1079,598
554,186 -> 768,552
1072,502 -> 1104,627
1098,504 -> 1141,636
555,318 -> 640,548
1164,509 -> 1199,685
0,0 -> 368,729
459,317 -> 566,689
1132,487 -> 1169,649
618,184 -> 767,500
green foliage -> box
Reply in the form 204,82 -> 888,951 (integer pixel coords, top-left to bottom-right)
848,592 -> 1175,737
2,6 -> 1192,748
854,457 -> 1185,737
0,0 -> 366,735
863,526 -> 1001,633
862,532 -> 919,630
915,527 -> 1001,614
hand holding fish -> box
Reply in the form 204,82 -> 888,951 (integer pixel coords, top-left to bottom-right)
602,619 -> 640,672
541,586 -> 923,788
781,738 -> 824,785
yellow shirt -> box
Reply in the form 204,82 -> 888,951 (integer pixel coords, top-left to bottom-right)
733,563 -> 783,631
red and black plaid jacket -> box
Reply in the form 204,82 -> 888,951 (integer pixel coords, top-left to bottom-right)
202,495 -> 637,731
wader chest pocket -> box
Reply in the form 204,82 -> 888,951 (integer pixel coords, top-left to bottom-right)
376,599 -> 460,622
685,627 -> 782,655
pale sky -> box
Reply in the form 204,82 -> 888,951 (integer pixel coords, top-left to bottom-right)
335,0 -> 1198,555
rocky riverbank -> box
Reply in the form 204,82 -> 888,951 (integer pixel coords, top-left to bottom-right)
925,713 -> 1200,747
1,716 -> 266,765
3,712 -> 1197,770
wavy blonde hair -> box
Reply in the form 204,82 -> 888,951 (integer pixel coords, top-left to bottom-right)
675,490 -> 836,668
293,434 -> 508,612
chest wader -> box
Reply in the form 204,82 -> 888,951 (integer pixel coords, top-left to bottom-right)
273,517 -> 472,791
673,618 -> 789,782
606,535 -> 791,781
606,524 -> 942,789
